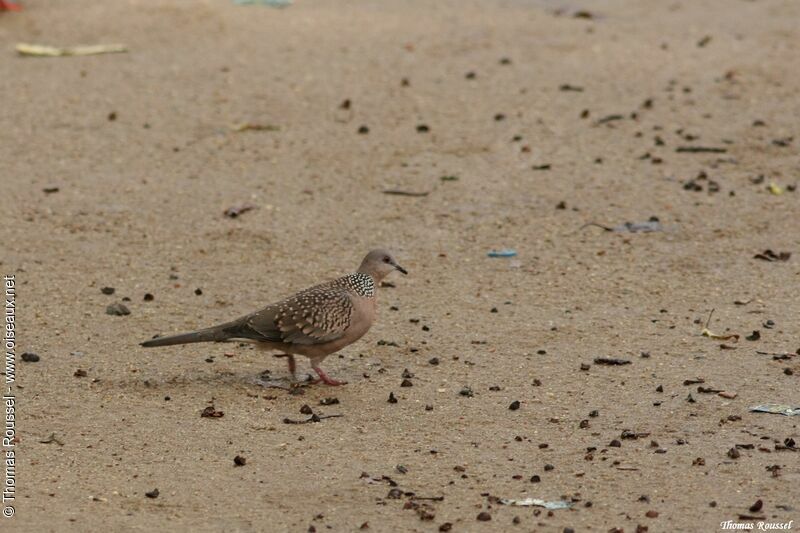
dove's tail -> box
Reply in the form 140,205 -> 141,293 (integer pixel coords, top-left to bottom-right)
140,326 -> 228,348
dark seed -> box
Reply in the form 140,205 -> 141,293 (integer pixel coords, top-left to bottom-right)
401,379 -> 413,387
143,293 -> 154,301
234,455 -> 246,466
509,401 -> 521,410
101,287 -> 115,295
145,488 -> 159,499
428,357 -> 439,365
477,512 -> 491,521
749,499 -> 763,513
388,392 -> 398,404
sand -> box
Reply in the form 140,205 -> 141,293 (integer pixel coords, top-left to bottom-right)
1,0 -> 798,531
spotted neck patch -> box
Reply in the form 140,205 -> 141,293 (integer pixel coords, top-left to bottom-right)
345,272 -> 375,298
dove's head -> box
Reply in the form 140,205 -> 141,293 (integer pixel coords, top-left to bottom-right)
358,249 -> 407,281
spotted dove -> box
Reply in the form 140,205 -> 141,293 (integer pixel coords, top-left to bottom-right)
140,249 -> 407,385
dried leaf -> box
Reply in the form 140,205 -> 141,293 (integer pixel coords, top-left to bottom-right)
16,43 -> 128,57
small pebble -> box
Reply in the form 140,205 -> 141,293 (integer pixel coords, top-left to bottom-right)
106,303 -> 130,316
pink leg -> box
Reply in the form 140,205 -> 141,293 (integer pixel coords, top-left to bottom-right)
274,353 -> 296,379
311,365 -> 347,386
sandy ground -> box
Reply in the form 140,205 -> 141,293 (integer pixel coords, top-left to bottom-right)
1,0 -> 799,531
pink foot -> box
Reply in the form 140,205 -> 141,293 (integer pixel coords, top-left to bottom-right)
0,1 -> 22,11
312,365 -> 347,386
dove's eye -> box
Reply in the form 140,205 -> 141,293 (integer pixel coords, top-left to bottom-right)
383,256 -> 391,263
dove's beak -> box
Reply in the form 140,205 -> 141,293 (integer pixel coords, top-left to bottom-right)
394,264 -> 408,275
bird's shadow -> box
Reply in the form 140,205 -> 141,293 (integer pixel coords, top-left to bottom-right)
99,368 -> 316,394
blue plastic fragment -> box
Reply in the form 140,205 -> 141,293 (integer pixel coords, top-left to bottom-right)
487,249 -> 517,258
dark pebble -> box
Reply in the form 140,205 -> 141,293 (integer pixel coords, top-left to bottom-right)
530,475 -> 541,482
401,379 -> 413,387
145,488 -> 159,499
358,125 -> 369,134
749,499 -> 763,513
428,357 -> 439,365
544,464 -> 554,471
459,387 -> 474,397
509,400 -> 521,410
194,288 -> 203,296
234,455 -> 246,466
388,392 -> 398,404
387,488 -> 403,499
143,293 -> 154,301
477,512 -> 491,521
101,287 -> 115,295
609,439 -> 622,447
21,352 -> 40,363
